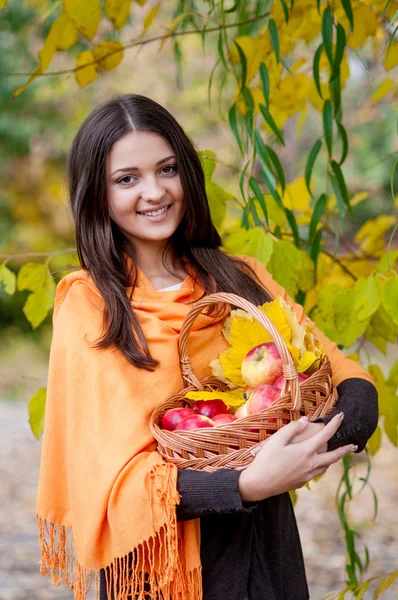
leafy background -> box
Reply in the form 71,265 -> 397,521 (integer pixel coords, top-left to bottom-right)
0,0 -> 397,597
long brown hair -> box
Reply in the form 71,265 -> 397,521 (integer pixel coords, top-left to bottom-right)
67,94 -> 271,370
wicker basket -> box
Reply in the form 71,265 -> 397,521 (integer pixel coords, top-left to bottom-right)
150,293 -> 338,471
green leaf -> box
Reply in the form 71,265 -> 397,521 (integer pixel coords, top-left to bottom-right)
298,250 -> 315,292
354,276 -> 383,321
391,156 -> 398,201
388,361 -> 398,385
308,193 -> 327,243
305,138 -> 323,196
285,209 -> 300,247
0,263 -> 16,295
243,86 -> 254,115
337,121 -> 348,166
260,167 -> 283,209
313,285 -> 370,347
310,227 -> 323,266
333,23 -> 346,76
217,30 -> 228,71
374,572 -> 398,597
223,227 -> 274,266
322,6 -> 333,67
259,61 -> 270,108
267,240 -> 302,297
279,0 -> 289,23
386,24 -> 398,63
234,40 -> 247,93
364,304 -> 398,353
322,99 -> 333,157
206,182 -> 231,227
268,18 -> 280,63
255,131 -> 283,208
261,195 -> 286,227
330,72 -> 342,121
199,149 -> 217,179
239,158 -> 251,202
313,43 -> 324,99
225,0 -> 240,12
249,177 -> 269,225
383,278 -> 398,325
368,364 -> 398,446
28,388 -> 47,440
228,103 -> 243,155
241,206 -> 249,229
331,160 -> 352,214
383,0 -> 393,14
387,9 -> 398,27
259,103 -> 285,145
17,263 -> 56,328
341,0 -> 354,32
265,144 -> 286,194
367,426 -> 382,456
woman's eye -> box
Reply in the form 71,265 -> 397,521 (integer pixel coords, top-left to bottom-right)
117,175 -> 136,185
161,164 -> 177,175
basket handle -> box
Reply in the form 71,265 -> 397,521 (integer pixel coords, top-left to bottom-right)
178,293 -> 302,411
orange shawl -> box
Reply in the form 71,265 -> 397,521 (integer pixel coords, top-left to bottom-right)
36,255 -> 373,600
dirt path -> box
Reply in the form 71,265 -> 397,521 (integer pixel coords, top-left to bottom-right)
1,400 -> 397,600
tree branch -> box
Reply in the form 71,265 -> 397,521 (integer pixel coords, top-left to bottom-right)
0,10 -> 270,78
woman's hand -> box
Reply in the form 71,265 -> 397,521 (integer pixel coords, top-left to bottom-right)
238,413 -> 356,502
289,421 -> 327,453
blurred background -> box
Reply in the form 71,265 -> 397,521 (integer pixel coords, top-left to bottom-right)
0,0 -> 397,598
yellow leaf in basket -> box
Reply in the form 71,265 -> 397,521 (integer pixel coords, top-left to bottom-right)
276,297 -> 306,350
259,298 -> 292,344
296,351 -> 317,373
229,315 -> 273,349
184,389 -> 246,408
222,309 -> 252,343
219,347 -> 247,387
209,358 -> 231,385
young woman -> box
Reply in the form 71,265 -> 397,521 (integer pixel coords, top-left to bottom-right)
36,94 -> 378,600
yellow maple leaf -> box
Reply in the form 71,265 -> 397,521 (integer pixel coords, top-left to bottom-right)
185,389 -> 246,409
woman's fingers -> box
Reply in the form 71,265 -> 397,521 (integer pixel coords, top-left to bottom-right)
315,442 -> 357,469
306,412 -> 345,453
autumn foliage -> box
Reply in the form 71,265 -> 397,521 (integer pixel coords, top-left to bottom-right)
0,0 -> 397,596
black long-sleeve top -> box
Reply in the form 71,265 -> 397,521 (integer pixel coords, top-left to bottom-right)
100,378 -> 378,600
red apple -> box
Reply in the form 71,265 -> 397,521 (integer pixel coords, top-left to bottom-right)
241,342 -> 283,388
212,413 -> 237,425
247,384 -> 280,415
175,415 -> 215,430
274,373 -> 309,391
161,408 -> 196,431
193,400 -> 229,419
234,402 -> 249,419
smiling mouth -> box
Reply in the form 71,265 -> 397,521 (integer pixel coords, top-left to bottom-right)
137,204 -> 171,217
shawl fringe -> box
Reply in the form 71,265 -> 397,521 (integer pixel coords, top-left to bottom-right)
36,464 -> 202,600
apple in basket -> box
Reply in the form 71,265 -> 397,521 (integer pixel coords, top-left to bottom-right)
247,384 -> 280,416
241,342 -> 283,388
192,399 -> 229,419
161,408 -> 196,431
212,413 -> 237,426
175,415 -> 215,430
235,402 -> 249,419
274,373 -> 309,391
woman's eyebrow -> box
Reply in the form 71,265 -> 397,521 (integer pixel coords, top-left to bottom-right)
111,155 -> 176,176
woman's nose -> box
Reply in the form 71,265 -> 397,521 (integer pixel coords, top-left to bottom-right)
140,177 -> 165,202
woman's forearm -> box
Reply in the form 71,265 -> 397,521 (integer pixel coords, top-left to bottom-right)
176,468 -> 258,521
312,377 -> 378,452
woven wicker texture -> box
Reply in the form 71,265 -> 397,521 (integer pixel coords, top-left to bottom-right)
150,293 -> 338,471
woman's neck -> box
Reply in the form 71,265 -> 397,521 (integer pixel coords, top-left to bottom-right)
134,241 -> 186,289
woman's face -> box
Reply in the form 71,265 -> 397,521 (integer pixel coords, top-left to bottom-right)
106,130 -> 185,248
